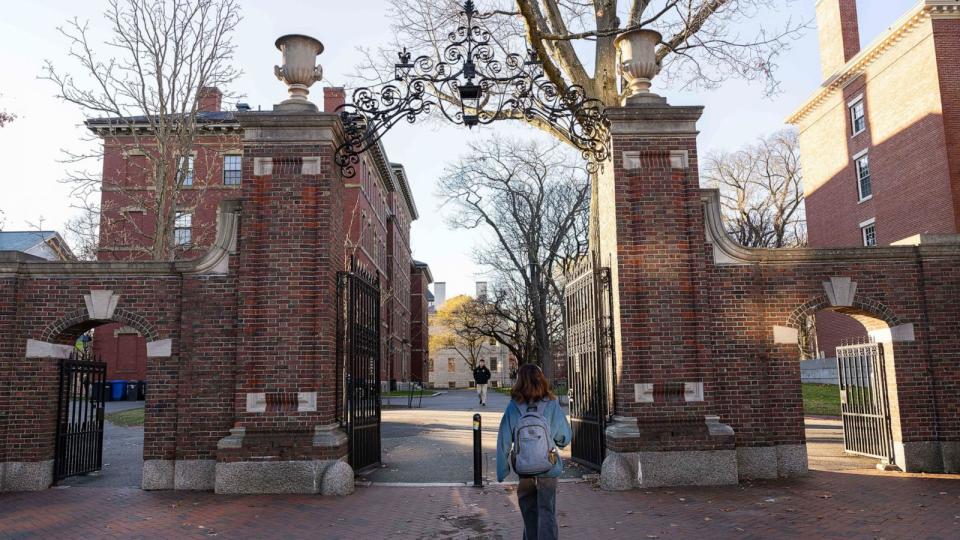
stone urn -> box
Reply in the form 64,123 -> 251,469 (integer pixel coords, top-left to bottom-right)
614,29 -> 663,105
274,34 -> 324,111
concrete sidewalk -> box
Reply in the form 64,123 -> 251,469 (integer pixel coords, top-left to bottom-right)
2,471 -> 957,539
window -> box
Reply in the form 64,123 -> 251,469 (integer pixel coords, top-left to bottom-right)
223,155 -> 242,185
849,96 -> 866,136
855,152 -> 872,201
860,218 -> 877,247
447,359 -> 456,373
174,212 -> 192,245
180,155 -> 194,186
489,358 -> 498,371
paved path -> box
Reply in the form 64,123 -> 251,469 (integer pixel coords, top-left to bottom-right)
3,471 -> 958,539
365,390 -> 587,483
60,401 -> 144,489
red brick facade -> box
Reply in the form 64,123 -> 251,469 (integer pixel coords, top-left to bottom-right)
410,261 -> 432,382
596,102 -> 960,486
790,1 -> 960,355
91,88 -> 419,387
3,83 -> 959,495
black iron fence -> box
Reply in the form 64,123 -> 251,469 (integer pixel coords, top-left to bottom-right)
337,259 -> 383,472
563,252 -> 614,470
54,350 -> 107,482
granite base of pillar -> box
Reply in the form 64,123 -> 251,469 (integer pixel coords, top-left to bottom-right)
213,424 -> 352,495
736,445 -> 809,479
0,460 -> 54,492
600,415 -> 739,490
896,441 -> 947,473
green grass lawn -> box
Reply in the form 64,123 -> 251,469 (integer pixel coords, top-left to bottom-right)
105,407 -> 145,427
803,383 -> 841,417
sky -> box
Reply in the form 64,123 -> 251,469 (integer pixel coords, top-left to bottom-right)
0,0 -> 919,297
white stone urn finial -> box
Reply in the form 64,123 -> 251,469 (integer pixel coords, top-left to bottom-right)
273,34 -> 324,111
615,29 -> 665,106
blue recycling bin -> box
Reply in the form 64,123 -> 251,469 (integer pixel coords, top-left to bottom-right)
110,380 -> 128,401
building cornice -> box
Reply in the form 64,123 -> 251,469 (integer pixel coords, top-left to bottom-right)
787,1 -> 959,125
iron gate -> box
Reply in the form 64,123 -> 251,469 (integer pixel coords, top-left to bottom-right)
337,260 -> 382,472
836,340 -> 895,463
54,350 -> 107,482
563,252 -> 614,470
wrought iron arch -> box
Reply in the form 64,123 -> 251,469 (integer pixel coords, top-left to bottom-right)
40,307 -> 161,344
334,0 -> 610,178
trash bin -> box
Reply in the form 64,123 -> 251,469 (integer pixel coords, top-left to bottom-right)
125,381 -> 139,401
89,381 -> 107,402
110,380 -> 127,401
137,381 -> 146,400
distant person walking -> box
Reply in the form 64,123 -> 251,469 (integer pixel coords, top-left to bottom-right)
496,364 -> 572,540
473,359 -> 491,406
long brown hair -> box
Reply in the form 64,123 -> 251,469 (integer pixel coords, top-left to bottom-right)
510,363 -> 556,404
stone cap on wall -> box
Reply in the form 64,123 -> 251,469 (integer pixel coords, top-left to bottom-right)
701,189 -> 960,266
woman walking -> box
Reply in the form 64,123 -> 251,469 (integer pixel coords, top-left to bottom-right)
496,364 -> 573,539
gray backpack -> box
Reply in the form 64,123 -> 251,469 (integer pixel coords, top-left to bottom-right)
511,400 -> 556,476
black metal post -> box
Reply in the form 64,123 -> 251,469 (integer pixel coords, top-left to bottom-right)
473,413 -> 482,487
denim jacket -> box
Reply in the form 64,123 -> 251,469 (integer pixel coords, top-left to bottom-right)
496,398 -> 572,482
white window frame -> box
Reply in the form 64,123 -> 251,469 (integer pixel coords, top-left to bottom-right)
174,211 -> 193,246
179,155 -> 195,187
223,154 -> 242,185
860,218 -> 877,247
848,94 -> 866,136
853,149 -> 872,202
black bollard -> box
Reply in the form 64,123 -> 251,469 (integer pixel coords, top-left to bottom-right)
473,413 -> 482,487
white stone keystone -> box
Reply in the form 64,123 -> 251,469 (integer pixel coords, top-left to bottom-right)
84,290 -> 120,320
823,277 -> 857,307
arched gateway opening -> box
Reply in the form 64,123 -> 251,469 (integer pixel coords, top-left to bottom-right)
788,295 -> 908,472
22,298 -> 171,489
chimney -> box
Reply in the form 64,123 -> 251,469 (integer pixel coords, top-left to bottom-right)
816,0 -> 861,80
198,86 -> 223,112
434,282 -> 447,307
324,87 -> 346,113
476,281 -> 488,301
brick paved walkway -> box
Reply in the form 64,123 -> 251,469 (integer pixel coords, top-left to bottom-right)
1,470 -> 958,539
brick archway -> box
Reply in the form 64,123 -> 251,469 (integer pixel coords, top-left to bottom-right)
39,307 -> 162,344
786,294 -> 905,331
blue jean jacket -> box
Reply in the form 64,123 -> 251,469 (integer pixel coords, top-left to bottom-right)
496,398 -> 572,482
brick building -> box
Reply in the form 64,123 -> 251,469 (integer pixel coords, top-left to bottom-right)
89,87 -> 423,383
410,260 -> 433,383
787,0 -> 960,355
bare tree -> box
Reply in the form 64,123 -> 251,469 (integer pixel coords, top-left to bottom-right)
43,0 -> 242,260
64,197 -> 102,261
702,128 -> 805,248
358,0 -> 808,125
358,0 -> 808,248
0,111 -> 13,128
437,135 -> 589,379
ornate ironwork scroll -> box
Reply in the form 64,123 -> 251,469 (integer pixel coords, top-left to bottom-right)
334,0 -> 610,177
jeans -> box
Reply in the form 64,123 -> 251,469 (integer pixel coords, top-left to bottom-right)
517,476 -> 558,540
477,383 -> 488,405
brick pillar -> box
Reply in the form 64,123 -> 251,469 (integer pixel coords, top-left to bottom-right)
214,109 -> 351,494
597,99 -> 737,489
